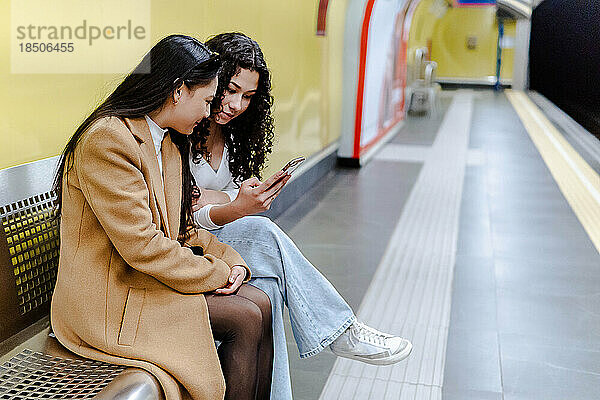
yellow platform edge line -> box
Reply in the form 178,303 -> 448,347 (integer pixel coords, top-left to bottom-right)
524,96 -> 600,192
506,90 -> 600,254
509,91 -> 600,242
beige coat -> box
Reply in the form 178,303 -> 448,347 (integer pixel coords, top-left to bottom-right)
50,116 -> 249,400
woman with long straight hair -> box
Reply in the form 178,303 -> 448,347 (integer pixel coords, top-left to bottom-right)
51,34 -> 273,400
189,32 -> 413,399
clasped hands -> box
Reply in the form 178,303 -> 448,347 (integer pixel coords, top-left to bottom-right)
214,265 -> 247,295
193,172 -> 290,295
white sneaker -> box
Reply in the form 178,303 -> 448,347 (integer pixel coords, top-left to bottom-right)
329,321 -> 412,365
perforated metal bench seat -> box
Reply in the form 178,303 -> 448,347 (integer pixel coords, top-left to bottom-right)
0,326 -> 163,400
0,158 -> 164,400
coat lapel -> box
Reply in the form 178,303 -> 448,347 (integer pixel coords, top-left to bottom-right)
161,134 -> 182,240
124,117 -> 171,238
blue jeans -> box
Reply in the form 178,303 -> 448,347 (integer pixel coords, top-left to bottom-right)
212,216 -> 355,400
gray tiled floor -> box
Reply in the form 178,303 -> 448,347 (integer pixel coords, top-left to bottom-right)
274,90 -> 600,399
275,161 -> 423,399
444,92 -> 600,400
274,108 -> 446,399
390,96 -> 452,146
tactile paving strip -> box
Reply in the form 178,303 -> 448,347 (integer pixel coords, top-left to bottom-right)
0,349 -> 125,399
319,92 -> 473,400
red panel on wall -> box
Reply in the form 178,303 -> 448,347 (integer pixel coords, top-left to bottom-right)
317,0 -> 330,36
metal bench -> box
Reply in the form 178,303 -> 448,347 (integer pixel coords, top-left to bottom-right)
0,157 -> 164,400
405,47 -> 441,115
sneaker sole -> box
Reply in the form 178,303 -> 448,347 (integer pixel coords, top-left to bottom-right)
336,341 -> 413,366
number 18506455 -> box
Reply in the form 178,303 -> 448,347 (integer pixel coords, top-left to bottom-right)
19,42 -> 74,53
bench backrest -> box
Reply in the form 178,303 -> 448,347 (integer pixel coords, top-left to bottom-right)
0,157 -> 60,343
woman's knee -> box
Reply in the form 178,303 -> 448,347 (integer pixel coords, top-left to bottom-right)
230,296 -> 264,337
238,285 -> 272,325
252,289 -> 272,326
236,216 -> 279,235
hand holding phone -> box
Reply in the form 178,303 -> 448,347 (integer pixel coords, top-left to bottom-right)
266,156 -> 305,191
232,156 -> 305,217
281,156 -> 306,175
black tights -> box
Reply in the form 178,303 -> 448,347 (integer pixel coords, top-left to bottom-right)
205,284 -> 273,400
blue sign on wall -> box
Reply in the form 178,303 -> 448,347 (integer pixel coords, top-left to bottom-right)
455,0 -> 496,5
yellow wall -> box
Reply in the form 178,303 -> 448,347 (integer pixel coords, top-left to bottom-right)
432,7 -> 514,79
407,0 -> 515,82
407,0 -> 439,81
408,0 -> 438,58
1,1 -> 346,176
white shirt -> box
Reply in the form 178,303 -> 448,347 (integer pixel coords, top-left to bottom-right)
189,146 -> 240,230
144,115 -> 169,176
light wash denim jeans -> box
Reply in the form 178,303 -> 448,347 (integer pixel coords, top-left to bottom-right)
211,216 -> 355,400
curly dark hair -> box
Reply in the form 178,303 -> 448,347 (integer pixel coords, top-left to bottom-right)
190,32 -> 275,182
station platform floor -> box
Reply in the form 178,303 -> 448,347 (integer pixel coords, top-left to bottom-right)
273,90 -> 600,400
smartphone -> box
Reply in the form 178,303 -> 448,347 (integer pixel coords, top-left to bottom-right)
281,156 -> 306,175
266,156 -> 305,190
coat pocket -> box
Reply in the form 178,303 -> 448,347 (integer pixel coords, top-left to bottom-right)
118,287 -> 146,346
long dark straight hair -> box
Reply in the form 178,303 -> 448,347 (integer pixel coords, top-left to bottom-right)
190,32 -> 274,182
52,34 -> 220,240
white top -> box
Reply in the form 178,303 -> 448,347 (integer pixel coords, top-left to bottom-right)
144,115 -> 169,176
189,146 -> 240,230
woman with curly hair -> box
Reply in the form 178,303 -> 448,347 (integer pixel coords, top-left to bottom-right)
188,32 -> 412,399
